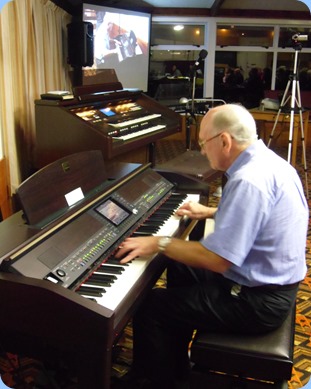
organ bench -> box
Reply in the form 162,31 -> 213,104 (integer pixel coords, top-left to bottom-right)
190,304 -> 296,388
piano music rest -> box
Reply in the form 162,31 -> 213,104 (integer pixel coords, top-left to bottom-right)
155,150 -> 222,183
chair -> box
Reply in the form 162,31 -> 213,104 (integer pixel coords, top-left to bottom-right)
190,305 -> 296,388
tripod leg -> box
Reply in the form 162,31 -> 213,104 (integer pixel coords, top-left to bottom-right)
296,80 -> 309,199
267,79 -> 292,148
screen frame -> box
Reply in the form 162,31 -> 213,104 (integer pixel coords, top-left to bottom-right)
95,198 -> 131,226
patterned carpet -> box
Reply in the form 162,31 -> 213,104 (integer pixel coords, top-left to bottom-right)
0,140 -> 310,388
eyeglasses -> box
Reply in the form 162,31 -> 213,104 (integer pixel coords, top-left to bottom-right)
198,132 -> 223,149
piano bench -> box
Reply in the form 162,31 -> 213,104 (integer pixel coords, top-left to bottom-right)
190,305 -> 296,389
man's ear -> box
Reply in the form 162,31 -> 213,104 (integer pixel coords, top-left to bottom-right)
221,132 -> 232,151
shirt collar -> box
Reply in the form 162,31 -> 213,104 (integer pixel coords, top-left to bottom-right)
226,139 -> 264,179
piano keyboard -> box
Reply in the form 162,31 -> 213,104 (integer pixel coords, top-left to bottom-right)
76,193 -> 199,311
116,124 -> 166,141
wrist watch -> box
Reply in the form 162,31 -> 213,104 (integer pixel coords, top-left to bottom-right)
158,236 -> 172,252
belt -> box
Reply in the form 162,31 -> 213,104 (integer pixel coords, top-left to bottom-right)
230,282 -> 300,297
248,282 -> 300,291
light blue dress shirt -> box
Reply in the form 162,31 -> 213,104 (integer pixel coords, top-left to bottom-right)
201,140 -> 308,287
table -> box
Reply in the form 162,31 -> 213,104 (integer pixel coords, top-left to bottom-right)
250,109 -> 309,167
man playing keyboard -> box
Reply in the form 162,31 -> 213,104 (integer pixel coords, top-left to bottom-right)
115,103 -> 308,389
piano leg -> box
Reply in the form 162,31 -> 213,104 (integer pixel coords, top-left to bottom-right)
75,348 -> 112,389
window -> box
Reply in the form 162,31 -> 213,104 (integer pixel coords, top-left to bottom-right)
149,49 -> 204,104
214,51 -> 272,108
149,22 -> 206,104
151,23 -> 205,46
279,27 -> 311,49
276,52 -> 311,91
149,18 -> 311,102
216,25 -> 274,48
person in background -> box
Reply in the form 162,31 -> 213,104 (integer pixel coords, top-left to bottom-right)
233,67 -> 244,85
116,104 -> 308,389
243,67 -> 265,108
222,66 -> 235,85
171,64 -> 182,77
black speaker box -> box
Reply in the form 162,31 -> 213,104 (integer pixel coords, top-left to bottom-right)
67,22 -> 94,67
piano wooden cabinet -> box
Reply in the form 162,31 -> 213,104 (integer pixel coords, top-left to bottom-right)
0,151 -> 209,389
34,83 -> 182,170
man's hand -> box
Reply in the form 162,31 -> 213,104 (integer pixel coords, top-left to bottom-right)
115,236 -> 159,264
176,201 -> 217,220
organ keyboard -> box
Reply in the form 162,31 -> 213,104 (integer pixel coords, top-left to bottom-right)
0,153 -> 209,389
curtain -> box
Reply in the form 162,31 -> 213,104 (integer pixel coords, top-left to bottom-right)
0,0 -> 72,194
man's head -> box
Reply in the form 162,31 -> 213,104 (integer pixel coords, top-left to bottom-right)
199,104 -> 258,171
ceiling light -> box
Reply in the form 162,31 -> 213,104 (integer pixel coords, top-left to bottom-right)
174,25 -> 184,31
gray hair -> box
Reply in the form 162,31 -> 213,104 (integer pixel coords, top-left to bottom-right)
211,104 -> 258,144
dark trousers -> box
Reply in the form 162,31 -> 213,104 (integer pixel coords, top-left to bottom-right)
132,261 -> 298,388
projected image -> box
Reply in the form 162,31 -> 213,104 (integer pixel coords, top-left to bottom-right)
94,13 -> 148,63
83,4 -> 151,91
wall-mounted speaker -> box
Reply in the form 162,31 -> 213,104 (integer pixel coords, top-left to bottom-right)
67,22 -> 94,67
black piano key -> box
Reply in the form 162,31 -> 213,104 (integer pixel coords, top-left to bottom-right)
106,257 -> 130,266
137,226 -> 159,233
77,286 -> 106,297
97,264 -> 125,274
132,231 -> 152,236
141,220 -> 164,227
146,216 -> 166,221
84,279 -> 112,287
92,273 -> 118,281
105,254 -> 132,267
90,273 -> 115,281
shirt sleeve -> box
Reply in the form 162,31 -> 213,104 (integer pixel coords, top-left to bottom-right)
201,178 -> 271,267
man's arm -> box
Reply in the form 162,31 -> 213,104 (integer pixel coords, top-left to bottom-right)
115,236 -> 231,274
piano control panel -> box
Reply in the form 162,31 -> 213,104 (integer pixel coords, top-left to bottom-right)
8,168 -> 175,288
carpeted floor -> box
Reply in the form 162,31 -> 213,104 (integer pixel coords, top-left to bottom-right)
0,140 -> 310,388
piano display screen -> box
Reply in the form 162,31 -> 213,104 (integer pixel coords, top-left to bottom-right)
71,102 -> 144,122
99,108 -> 116,117
95,199 -> 130,226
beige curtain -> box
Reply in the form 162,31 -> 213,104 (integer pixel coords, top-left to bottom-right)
0,0 -> 72,193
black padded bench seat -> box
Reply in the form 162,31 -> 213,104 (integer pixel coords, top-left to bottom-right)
190,306 -> 296,388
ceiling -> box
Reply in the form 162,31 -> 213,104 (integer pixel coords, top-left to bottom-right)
51,0 -> 311,18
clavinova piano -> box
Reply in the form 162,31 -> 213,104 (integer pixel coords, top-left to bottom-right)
0,150 -> 209,388
34,81 -> 182,170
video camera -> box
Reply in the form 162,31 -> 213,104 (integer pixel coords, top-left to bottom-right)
292,33 -> 308,50
292,33 -> 308,42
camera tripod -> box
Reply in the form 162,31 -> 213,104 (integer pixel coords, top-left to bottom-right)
267,43 -> 309,199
